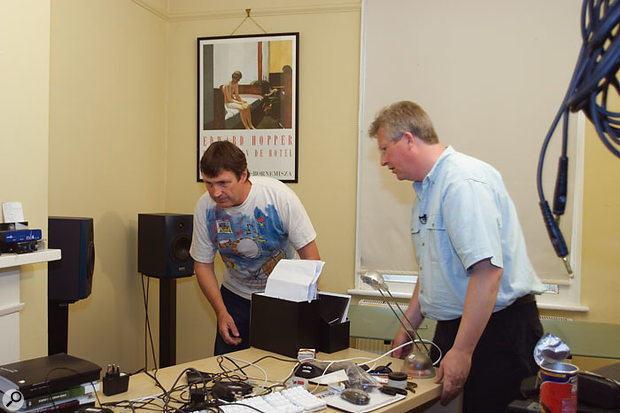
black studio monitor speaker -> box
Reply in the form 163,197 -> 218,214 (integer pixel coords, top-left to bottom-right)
48,217 -> 95,302
138,213 -> 194,278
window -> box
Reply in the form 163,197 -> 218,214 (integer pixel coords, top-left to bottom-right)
352,0 -> 587,312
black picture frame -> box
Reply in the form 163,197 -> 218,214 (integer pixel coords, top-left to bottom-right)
197,33 -> 299,182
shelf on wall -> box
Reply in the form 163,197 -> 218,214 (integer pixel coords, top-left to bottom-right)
0,249 -> 61,269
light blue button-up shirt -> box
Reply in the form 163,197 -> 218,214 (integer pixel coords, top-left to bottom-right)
412,146 -> 545,320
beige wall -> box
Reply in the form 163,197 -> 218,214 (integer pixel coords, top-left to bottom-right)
1,0 -> 51,360
47,0 -> 359,371
541,95 -> 620,324
552,109 -> 620,371
572,116 -> 620,322
49,0 -> 168,369
164,1 -> 361,363
4,0 -> 613,372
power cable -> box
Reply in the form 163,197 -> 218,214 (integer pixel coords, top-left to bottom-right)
140,274 -> 159,371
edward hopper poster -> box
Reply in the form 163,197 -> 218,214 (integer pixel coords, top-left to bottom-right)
197,33 -> 299,182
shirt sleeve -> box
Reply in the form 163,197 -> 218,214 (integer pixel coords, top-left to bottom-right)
275,183 -> 317,250
442,179 -> 504,272
189,194 -> 216,264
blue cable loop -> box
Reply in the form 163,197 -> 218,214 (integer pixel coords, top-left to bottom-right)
537,0 -> 620,271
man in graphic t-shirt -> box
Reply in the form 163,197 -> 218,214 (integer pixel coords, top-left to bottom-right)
190,141 -> 320,355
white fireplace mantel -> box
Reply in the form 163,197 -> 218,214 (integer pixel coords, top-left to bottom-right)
0,249 -> 61,364
0,249 -> 61,269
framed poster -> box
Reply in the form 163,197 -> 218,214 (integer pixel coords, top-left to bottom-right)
197,33 -> 299,182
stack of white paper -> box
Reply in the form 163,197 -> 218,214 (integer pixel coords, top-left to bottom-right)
264,259 -> 325,302
2,201 -> 24,223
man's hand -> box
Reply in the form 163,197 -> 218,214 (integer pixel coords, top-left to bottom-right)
194,262 -> 243,346
391,327 -> 413,359
217,311 -> 242,346
435,347 -> 471,403
433,259 -> 501,403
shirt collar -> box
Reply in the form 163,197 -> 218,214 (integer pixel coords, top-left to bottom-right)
413,146 -> 455,198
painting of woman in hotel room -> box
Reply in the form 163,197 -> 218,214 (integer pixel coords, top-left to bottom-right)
198,34 -> 297,131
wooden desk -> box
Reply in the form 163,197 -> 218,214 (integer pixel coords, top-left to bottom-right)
349,305 -> 620,360
98,347 -> 458,412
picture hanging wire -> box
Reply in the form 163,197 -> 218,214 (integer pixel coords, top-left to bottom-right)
230,9 -> 268,35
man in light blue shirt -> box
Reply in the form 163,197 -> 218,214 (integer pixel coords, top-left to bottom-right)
369,101 -> 545,412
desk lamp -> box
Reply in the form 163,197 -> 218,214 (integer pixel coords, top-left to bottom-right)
361,271 -> 435,379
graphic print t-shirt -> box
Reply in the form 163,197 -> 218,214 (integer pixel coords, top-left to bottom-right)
190,177 -> 316,300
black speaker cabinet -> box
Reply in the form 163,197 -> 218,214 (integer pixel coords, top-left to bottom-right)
138,213 -> 194,278
48,217 -> 95,302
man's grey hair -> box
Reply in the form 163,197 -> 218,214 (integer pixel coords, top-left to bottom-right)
368,101 -> 439,144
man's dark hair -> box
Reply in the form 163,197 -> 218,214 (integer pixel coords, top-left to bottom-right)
200,141 -> 249,180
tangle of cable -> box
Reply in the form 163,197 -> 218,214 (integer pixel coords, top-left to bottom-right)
537,0 -> 620,271
568,0 -> 620,155
99,354 -> 300,412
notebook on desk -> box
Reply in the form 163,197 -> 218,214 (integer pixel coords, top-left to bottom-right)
0,353 -> 101,399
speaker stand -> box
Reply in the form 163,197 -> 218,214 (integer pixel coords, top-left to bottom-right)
48,300 -> 69,355
159,277 -> 176,368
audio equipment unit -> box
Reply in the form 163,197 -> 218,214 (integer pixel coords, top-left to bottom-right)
48,217 -> 95,302
137,213 -> 194,278
0,227 -> 42,254
0,228 -> 42,243
0,239 -> 39,254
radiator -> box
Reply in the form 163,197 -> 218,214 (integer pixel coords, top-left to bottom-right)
354,299 -> 403,354
352,338 -> 392,355
540,315 -> 573,321
357,298 -> 389,307
351,303 -> 568,356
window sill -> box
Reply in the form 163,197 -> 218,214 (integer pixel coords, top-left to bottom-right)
537,302 -> 589,312
349,289 -> 590,312
347,288 -> 412,300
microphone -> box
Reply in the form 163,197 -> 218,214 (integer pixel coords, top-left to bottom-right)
419,214 -> 427,224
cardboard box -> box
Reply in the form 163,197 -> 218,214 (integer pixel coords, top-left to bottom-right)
250,293 -> 321,358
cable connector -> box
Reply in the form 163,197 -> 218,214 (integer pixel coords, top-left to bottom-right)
539,200 -> 573,277
102,364 -> 130,396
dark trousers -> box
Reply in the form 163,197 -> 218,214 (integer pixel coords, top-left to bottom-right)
432,297 -> 543,413
214,286 -> 251,356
